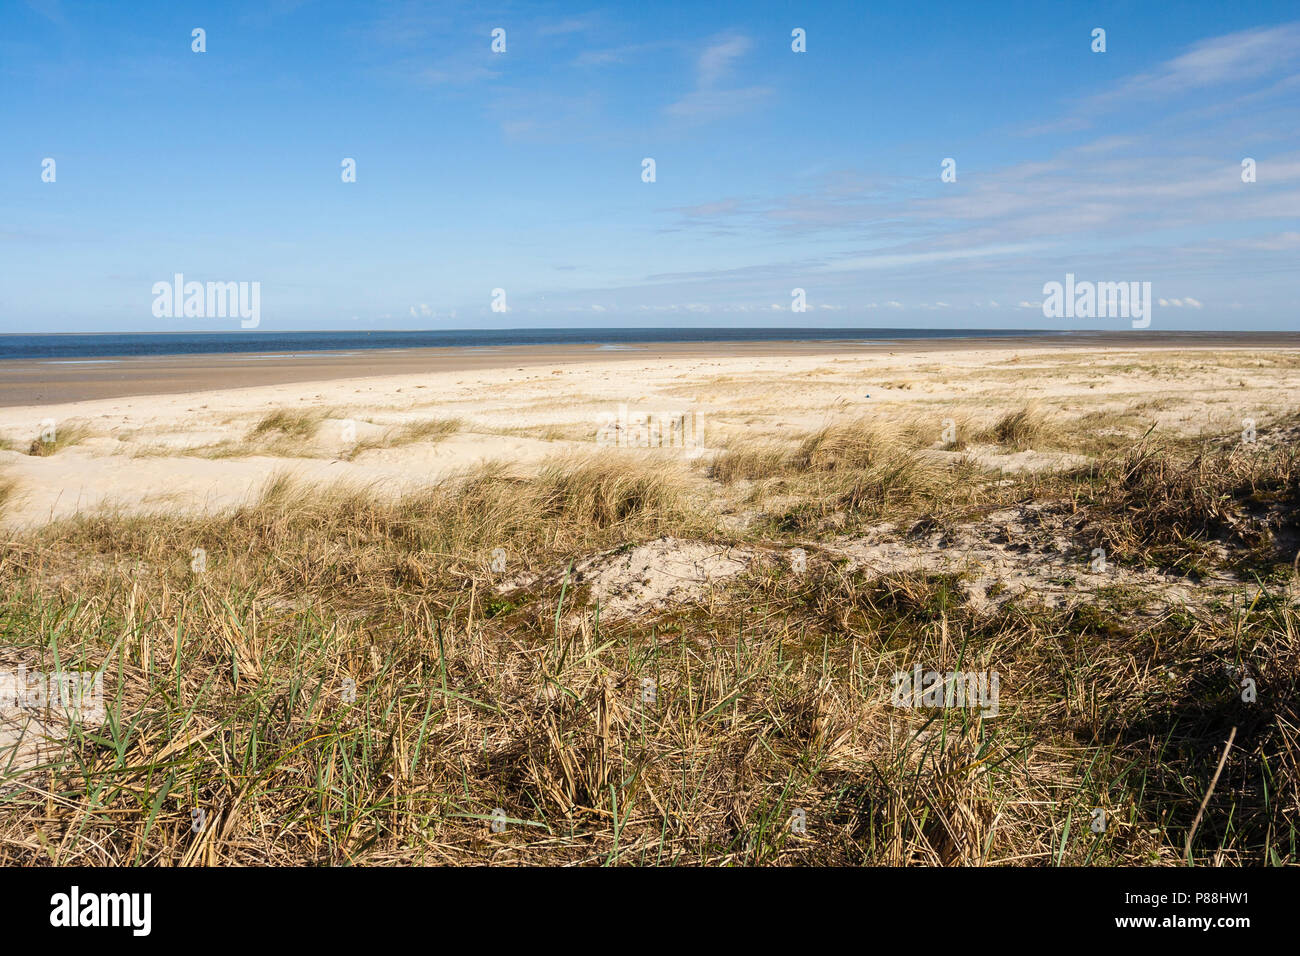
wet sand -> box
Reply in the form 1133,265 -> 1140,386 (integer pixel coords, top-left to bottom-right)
3,331 -> 1298,407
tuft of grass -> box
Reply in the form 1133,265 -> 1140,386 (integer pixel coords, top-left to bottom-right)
27,422 -> 91,456
1082,429 -> 1300,576
532,454 -> 689,530
340,417 -> 462,460
708,439 -> 790,484
0,474 -> 18,513
978,404 -> 1061,451
900,411 -> 976,452
394,417 -> 462,444
249,408 -> 328,440
790,417 -> 901,472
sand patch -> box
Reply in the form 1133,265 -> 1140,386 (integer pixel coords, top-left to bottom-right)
821,506 -> 1232,614
501,503 -> 1254,620
960,445 -> 1091,474
0,653 -> 106,787
504,536 -> 755,617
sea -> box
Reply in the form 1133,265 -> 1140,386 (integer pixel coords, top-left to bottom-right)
0,328 -> 1064,362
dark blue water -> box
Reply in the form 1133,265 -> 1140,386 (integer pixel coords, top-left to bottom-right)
0,328 -> 1062,361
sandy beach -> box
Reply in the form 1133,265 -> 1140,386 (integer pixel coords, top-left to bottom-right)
2,334 -> 1297,527
3,331 -> 1297,406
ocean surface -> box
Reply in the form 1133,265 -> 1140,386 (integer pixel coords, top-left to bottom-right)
0,328 -> 1062,361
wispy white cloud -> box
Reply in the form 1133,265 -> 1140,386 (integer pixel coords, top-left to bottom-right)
1027,21 -> 1300,134
665,34 -> 772,122
697,35 -> 749,86
822,243 -> 1047,272
1098,23 -> 1300,102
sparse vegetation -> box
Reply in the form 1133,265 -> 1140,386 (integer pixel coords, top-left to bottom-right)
250,408 -> 329,440
0,474 -> 17,513
339,417 -> 463,460
2,414 -> 1296,866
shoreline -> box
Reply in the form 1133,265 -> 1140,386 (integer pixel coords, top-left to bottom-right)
5,330 -> 1299,407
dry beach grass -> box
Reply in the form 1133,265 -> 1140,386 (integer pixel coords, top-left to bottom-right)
0,344 -> 1297,866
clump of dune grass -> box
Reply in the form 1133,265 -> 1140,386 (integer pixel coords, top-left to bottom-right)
708,439 -> 790,484
790,417 -> 901,471
249,407 -> 329,441
397,417 -> 462,443
532,454 -> 690,530
1081,428 -> 1300,577
978,403 -> 1062,451
701,418 -> 963,532
899,411 -> 977,451
771,418 -> 948,529
339,417 -> 462,460
26,422 -> 91,456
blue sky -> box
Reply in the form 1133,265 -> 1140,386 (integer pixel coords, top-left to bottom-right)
2,0 -> 1297,333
